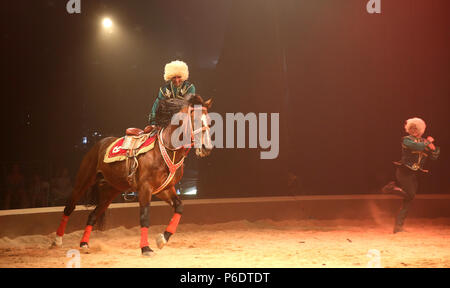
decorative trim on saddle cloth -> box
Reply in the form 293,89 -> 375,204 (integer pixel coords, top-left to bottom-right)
103,134 -> 157,163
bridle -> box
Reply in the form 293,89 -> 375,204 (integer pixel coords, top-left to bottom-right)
152,105 -> 210,195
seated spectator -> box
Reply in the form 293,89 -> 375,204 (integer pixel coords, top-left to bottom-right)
29,173 -> 50,207
51,168 -> 72,206
6,164 -> 27,209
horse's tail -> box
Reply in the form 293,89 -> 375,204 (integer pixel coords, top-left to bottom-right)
64,140 -> 102,216
83,174 -> 108,230
83,173 -> 103,207
80,138 -> 116,230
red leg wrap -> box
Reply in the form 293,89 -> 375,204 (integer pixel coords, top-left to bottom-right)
166,213 -> 182,234
140,227 -> 149,248
81,225 -> 93,243
56,215 -> 69,237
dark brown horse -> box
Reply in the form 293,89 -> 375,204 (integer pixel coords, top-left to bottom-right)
52,94 -> 213,256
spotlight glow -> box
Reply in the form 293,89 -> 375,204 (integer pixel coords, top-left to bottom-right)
102,18 -> 113,29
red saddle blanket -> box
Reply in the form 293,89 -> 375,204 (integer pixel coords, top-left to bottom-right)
103,134 -> 157,163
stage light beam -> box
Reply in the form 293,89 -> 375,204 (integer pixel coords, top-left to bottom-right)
102,18 -> 113,29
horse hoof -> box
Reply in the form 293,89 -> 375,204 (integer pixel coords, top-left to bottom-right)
155,233 -> 167,249
393,226 -> 405,234
141,246 -> 155,257
50,236 -> 63,248
80,242 -> 90,253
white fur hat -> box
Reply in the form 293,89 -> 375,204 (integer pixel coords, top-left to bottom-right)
164,60 -> 189,82
404,117 -> 426,136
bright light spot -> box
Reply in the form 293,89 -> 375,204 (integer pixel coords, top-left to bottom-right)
102,18 -> 113,29
183,187 -> 197,196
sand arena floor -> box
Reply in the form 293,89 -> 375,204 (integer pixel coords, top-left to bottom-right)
0,217 -> 449,268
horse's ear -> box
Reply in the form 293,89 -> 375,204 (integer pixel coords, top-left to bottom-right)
204,98 -> 213,109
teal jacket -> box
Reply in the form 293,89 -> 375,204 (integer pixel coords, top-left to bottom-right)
149,81 -> 195,125
399,135 -> 440,171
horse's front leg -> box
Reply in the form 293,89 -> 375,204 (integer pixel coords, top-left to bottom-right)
138,183 -> 154,257
156,186 -> 183,249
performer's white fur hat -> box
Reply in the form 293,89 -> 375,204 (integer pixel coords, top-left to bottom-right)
164,60 -> 189,82
404,117 -> 426,137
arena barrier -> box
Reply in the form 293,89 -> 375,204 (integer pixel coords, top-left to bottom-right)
1,194 -> 450,238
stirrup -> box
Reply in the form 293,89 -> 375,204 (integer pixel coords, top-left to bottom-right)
123,191 -> 137,201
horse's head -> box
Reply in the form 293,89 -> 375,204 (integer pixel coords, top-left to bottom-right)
183,94 -> 213,157
156,94 -> 213,157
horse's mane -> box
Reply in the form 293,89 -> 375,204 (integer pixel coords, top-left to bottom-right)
154,94 -> 204,128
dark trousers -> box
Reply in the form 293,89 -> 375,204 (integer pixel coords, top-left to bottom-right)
394,166 -> 418,227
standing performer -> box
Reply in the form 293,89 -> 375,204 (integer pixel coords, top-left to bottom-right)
149,60 -> 196,125
382,117 -> 440,233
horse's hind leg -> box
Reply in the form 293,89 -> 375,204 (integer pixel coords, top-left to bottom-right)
156,187 -> 183,249
79,182 -> 120,251
52,144 -> 100,247
53,178 -> 96,247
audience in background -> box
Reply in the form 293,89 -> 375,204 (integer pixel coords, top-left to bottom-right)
50,168 -> 73,206
0,164 -> 73,210
5,164 -> 27,209
29,173 -> 50,207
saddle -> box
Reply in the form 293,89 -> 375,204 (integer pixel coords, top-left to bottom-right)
122,125 -> 156,189
122,125 -> 155,154
103,125 -> 158,196
125,125 -> 154,137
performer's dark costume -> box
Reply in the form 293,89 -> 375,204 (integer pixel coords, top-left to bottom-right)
384,135 -> 440,233
149,81 -> 195,125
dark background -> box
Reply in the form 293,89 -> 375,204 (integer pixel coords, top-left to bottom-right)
1,0 -> 449,203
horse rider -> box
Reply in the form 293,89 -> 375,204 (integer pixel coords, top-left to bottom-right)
382,117 -> 440,233
148,60 -> 196,126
